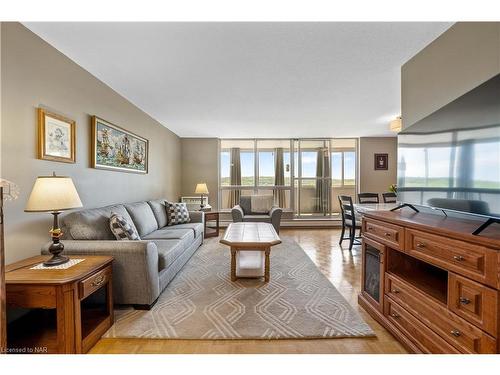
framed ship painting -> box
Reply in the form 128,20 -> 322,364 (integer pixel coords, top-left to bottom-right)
37,108 -> 76,163
91,116 -> 148,174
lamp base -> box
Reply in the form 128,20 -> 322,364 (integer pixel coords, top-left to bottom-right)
43,254 -> 69,267
43,211 -> 69,267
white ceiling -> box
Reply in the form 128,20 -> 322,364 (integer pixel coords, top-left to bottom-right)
24,22 -> 452,138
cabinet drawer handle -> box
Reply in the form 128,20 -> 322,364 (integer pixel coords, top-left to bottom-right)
384,232 -> 391,237
91,275 -> 105,287
459,297 -> 471,305
367,226 -> 374,231
416,242 -> 425,248
450,329 -> 461,337
392,289 -> 400,294
390,313 -> 400,318
453,255 -> 464,261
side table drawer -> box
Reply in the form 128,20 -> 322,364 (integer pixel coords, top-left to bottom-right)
79,266 -> 111,299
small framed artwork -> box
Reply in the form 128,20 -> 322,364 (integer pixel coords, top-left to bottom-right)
91,116 -> 149,174
374,153 -> 388,170
37,108 -> 76,163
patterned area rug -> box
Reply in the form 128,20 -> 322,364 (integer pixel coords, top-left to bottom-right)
104,237 -> 374,339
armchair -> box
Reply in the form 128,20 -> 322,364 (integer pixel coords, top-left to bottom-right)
231,196 -> 283,233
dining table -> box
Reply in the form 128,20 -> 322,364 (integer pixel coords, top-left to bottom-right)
353,202 -> 400,216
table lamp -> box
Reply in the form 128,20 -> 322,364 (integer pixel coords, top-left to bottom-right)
25,173 -> 82,266
194,183 -> 209,209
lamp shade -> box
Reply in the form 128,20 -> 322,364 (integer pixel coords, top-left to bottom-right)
389,116 -> 402,132
194,183 -> 209,195
25,175 -> 83,212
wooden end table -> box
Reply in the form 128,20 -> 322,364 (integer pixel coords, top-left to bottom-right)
204,211 -> 220,238
5,255 -> 113,354
220,223 -> 281,282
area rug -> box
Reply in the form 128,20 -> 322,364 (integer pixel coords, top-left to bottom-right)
104,237 -> 374,339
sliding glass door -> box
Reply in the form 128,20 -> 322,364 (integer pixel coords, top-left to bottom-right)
294,139 -> 332,217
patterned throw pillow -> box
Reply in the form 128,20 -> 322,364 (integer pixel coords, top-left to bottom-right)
166,202 -> 191,226
109,213 -> 140,240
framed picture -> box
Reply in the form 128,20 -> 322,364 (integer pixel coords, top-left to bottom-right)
374,153 -> 388,170
91,116 -> 149,174
37,108 -> 76,163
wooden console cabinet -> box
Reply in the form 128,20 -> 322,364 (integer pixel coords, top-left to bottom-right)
358,210 -> 500,354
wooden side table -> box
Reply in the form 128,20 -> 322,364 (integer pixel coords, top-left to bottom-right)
5,255 -> 113,354
204,211 -> 220,238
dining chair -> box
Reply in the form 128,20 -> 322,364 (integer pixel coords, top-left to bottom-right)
338,195 -> 362,250
358,192 -> 379,204
382,192 -> 397,203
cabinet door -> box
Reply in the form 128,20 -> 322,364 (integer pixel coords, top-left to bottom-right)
448,273 -> 498,337
361,237 -> 386,312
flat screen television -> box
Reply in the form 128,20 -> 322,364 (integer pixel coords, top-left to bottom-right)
397,73 -> 500,221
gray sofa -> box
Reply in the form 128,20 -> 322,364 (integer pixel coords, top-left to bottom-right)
231,196 -> 282,233
41,199 -> 204,309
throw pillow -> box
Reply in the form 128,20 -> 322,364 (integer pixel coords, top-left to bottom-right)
109,213 -> 141,240
166,201 -> 191,225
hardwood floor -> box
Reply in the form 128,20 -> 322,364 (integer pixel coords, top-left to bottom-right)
89,228 -> 407,354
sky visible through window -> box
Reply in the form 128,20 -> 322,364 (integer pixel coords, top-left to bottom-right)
221,149 -> 356,185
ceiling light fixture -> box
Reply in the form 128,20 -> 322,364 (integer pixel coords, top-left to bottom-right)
390,116 -> 402,132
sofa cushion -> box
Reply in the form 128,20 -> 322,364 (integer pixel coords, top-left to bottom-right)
124,202 -> 158,237
151,240 -> 187,271
239,196 -> 252,215
142,227 -> 195,242
166,202 -> 191,225
242,214 -> 271,223
166,223 -> 204,238
62,204 -> 137,240
109,213 -> 141,240
147,199 -> 168,228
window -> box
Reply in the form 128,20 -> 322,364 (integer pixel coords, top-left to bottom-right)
219,139 -> 293,210
332,152 -> 342,187
220,151 -> 230,186
344,151 -> 356,186
219,138 -> 358,215
301,151 -> 317,178
258,151 -> 275,186
331,150 -> 356,187
241,151 -> 255,186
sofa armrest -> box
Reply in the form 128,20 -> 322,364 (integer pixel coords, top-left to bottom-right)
189,211 -> 205,224
269,206 -> 283,233
41,240 -> 160,306
231,205 -> 244,222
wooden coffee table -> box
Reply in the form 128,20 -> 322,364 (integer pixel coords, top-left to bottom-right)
220,222 -> 281,282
